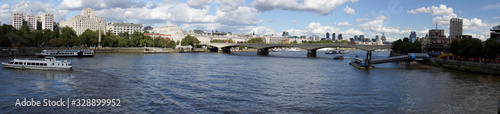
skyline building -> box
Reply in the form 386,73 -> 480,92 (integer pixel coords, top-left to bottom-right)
409,31 -> 417,43
152,25 -> 185,42
326,32 -> 330,39
381,33 -> 387,42
11,12 -> 23,30
338,34 -> 343,40
106,22 -> 143,36
450,18 -> 463,40
491,25 -> 500,41
11,12 -> 54,31
332,33 -> 336,40
59,8 -> 106,35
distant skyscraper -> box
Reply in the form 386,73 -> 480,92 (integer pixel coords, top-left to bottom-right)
450,18 -> 463,40
338,34 -> 343,40
326,32 -> 330,39
332,33 -> 336,40
376,35 -> 379,40
409,31 -> 417,43
282,31 -> 289,36
354,35 -> 358,41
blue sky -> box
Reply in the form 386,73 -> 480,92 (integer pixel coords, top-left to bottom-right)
1,0 -> 499,41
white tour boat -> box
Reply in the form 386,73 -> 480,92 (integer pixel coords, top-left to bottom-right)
2,56 -> 72,70
36,50 -> 94,57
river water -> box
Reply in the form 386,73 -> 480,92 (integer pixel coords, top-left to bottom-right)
0,50 -> 499,113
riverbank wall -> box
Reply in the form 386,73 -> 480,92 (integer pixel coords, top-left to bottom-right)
421,59 -> 500,75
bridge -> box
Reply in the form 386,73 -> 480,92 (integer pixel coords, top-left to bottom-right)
201,43 -> 392,57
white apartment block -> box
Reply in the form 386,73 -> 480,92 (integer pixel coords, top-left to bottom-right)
106,22 -> 143,36
11,12 -> 23,30
59,8 -> 105,35
10,12 -> 54,31
23,15 -> 37,30
41,13 -> 54,31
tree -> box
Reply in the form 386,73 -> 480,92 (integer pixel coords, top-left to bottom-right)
118,32 -> 130,39
483,38 -> 498,59
403,37 -> 409,42
450,39 -> 461,56
245,38 -> 264,43
291,40 -> 298,44
460,38 -> 483,59
410,40 -> 422,53
80,29 -> 97,46
30,29 -> 44,46
391,39 -> 403,52
210,39 -> 235,43
60,26 -> 78,46
181,34 -> 200,47
131,31 -> 144,46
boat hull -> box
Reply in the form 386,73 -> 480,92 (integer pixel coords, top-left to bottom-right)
36,54 -> 94,57
2,63 -> 72,70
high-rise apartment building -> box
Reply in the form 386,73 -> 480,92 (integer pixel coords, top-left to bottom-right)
450,18 -> 463,40
11,12 -> 24,30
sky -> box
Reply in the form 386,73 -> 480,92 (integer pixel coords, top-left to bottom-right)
0,0 -> 499,41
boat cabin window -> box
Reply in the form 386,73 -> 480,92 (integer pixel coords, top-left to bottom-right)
27,63 -> 31,65
14,62 -> 18,65
9,62 -> 13,64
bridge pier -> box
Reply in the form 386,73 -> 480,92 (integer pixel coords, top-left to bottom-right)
307,49 -> 317,57
221,47 -> 231,53
257,48 -> 269,55
365,51 -> 372,69
208,47 -> 219,52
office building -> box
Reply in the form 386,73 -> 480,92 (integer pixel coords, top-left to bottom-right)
107,22 -> 143,36
491,25 -> 500,41
450,18 -> 463,40
326,32 -> 330,39
11,12 -> 54,31
59,8 -> 106,35
338,34 -> 343,40
11,12 -> 23,30
332,33 -> 336,40
409,31 -> 417,43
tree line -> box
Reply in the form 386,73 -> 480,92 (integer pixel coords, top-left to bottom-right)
391,37 -> 422,54
0,23 -> 177,48
450,38 -> 500,59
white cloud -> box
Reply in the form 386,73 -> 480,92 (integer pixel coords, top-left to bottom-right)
407,5 -> 488,31
407,4 -> 454,16
343,5 -> 355,15
291,20 -> 297,23
463,18 -> 488,30
215,6 -> 260,26
252,26 -> 276,35
252,0 -> 358,15
493,17 -> 500,20
335,21 -> 352,27
357,16 -> 411,36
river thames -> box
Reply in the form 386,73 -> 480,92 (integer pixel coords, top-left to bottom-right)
0,51 -> 499,113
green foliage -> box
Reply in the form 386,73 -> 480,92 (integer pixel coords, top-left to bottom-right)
181,34 -> 200,46
80,29 -> 97,46
290,40 -> 298,44
245,38 -> 264,43
483,38 -> 498,59
60,26 -> 78,46
392,38 -> 422,53
211,39 -> 235,43
450,40 -> 461,55
452,38 -> 483,59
